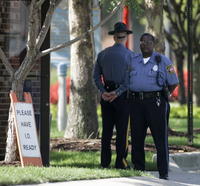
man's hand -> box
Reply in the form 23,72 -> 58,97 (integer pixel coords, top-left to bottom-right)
102,91 -> 118,102
102,92 -> 111,101
108,91 -> 118,102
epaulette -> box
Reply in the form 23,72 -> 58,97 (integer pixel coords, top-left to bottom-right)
133,53 -> 141,58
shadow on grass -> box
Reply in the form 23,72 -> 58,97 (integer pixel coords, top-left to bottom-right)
50,150 -> 157,174
50,150 -> 100,168
49,151 -> 145,178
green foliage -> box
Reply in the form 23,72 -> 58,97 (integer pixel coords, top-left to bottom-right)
145,117 -> 200,147
50,66 -> 58,85
99,0 -> 165,16
170,104 -> 187,118
170,104 -> 200,119
50,104 -> 57,121
100,0 -> 120,10
50,104 -> 65,138
145,151 -> 157,171
126,0 -> 143,16
99,0 -> 142,16
51,118 -> 65,138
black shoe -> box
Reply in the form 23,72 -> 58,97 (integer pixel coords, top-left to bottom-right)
159,175 -> 168,180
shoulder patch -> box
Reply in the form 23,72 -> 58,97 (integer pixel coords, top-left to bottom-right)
166,64 -> 175,74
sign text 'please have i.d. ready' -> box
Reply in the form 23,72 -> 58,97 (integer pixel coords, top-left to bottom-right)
14,103 -> 40,158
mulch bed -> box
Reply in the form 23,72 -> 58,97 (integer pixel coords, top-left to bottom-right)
50,128 -> 200,153
50,138 -> 199,153
1,129 -> 199,166
0,161 -> 20,166
50,138 -> 101,151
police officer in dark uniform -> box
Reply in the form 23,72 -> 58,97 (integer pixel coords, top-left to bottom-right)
93,22 -> 134,169
129,33 -> 179,179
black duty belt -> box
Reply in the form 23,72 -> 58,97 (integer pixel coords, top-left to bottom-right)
104,80 -> 119,92
129,91 -> 162,100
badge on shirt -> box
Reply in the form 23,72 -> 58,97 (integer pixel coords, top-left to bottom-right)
166,64 -> 175,74
152,65 -> 158,72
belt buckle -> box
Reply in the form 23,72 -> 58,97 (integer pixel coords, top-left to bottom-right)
156,92 -> 160,97
139,92 -> 144,100
130,92 -> 135,99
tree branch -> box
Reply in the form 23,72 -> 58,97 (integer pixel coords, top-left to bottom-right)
15,0 -> 39,80
178,2 -> 187,44
170,0 -> 186,46
165,0 -> 187,49
27,0 -> 38,51
164,30 -> 176,49
37,0 -> 46,7
0,48 -> 14,78
37,0 -> 125,58
36,0 -> 62,50
193,13 -> 200,53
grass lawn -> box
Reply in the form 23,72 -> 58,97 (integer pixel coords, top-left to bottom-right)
0,150 -> 147,185
0,163 -> 145,186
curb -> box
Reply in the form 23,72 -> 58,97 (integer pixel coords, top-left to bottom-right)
153,152 -> 200,172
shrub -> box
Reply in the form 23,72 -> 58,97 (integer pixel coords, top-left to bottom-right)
170,104 -> 200,119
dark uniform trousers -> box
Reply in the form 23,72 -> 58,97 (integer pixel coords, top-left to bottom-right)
100,92 -> 129,168
130,95 -> 169,176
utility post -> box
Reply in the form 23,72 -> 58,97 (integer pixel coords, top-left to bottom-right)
187,0 -> 193,144
57,63 -> 68,131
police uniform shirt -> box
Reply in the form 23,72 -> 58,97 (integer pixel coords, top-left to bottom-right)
129,52 -> 179,92
93,43 -> 134,96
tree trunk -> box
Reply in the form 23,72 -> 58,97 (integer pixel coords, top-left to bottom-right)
65,0 -> 98,138
194,56 -> 200,106
175,49 -> 186,104
4,80 -> 24,162
144,0 -> 165,53
4,106 -> 19,162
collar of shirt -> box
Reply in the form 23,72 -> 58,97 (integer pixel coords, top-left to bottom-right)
143,57 -> 150,64
113,43 -> 126,48
137,52 -> 158,64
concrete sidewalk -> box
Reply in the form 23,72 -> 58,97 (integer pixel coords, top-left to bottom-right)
17,171 -> 200,186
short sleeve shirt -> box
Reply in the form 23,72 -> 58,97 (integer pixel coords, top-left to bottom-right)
129,52 -> 179,92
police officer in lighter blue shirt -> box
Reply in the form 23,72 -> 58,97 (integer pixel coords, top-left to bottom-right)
93,22 -> 133,169
129,33 -> 179,180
